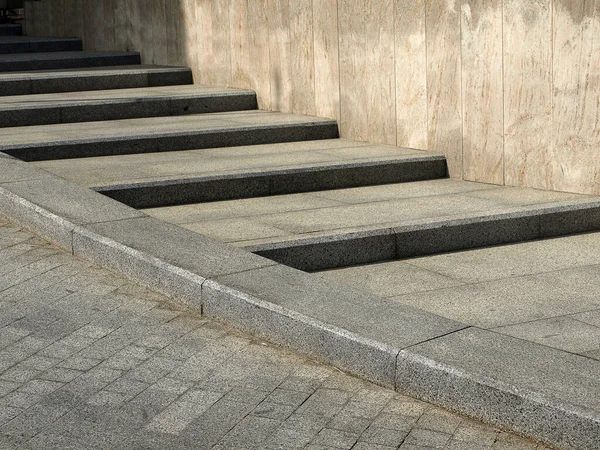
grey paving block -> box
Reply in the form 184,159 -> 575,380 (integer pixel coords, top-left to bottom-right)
0,65 -> 192,96
396,328 -> 600,450
0,85 -> 258,127
72,216 -> 275,305
203,264 -> 465,388
0,51 -> 141,72
0,36 -> 82,54
97,157 -> 447,209
0,111 -> 339,161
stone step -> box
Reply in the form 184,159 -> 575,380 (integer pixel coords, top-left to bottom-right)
2,155 -> 598,450
0,110 -> 339,161
34,140 -> 447,208
0,65 -> 193,96
0,50 -> 141,72
139,178 -> 600,271
0,24 -> 21,36
0,85 -> 258,127
0,36 -> 82,54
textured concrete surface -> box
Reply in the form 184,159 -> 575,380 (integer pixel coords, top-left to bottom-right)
141,179 -> 600,271
34,140 -> 446,208
319,232 -> 600,358
0,51 -> 141,72
0,111 -> 339,161
0,85 -> 258,127
34,140 -> 427,187
0,36 -> 82,54
0,65 -> 193,96
0,219 -> 549,450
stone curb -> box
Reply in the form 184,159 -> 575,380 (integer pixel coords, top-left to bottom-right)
0,154 -> 598,450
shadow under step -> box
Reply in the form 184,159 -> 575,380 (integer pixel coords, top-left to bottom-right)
0,65 -> 193,96
0,50 -> 141,72
0,111 -> 339,160
0,36 -> 82,54
96,156 -> 447,208
0,85 -> 258,127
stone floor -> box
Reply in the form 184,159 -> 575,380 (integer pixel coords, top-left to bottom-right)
0,218 -> 549,450
318,232 -> 600,360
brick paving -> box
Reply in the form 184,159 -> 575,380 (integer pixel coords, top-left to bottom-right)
0,218 -> 551,450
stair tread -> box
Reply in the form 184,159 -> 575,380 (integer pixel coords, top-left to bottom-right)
0,51 -> 140,72
0,50 -> 139,63
0,36 -> 82,53
0,110 -> 336,149
0,64 -> 190,81
33,139 -> 433,188
0,84 -> 255,110
139,178 -> 595,247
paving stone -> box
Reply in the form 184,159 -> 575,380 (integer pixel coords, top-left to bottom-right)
0,222 -> 551,449
311,428 -> 359,448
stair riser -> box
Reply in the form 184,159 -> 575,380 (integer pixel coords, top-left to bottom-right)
250,205 -> 600,271
0,53 -> 141,72
0,69 -> 194,97
5,123 -> 340,161
0,94 -> 258,127
0,39 -> 83,54
0,24 -> 21,36
97,159 -> 448,208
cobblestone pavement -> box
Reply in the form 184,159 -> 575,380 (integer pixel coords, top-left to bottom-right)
0,218 -> 551,450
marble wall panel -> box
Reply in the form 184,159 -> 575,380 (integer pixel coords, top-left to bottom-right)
152,0 -> 168,64
27,0 -> 600,195
313,0 -> 340,121
180,0 -> 198,79
503,0 -> 552,189
366,0 -> 396,145
290,0 -> 316,116
339,0 -> 368,141
268,0 -> 293,112
230,0 -> 251,90
194,0 -> 214,84
125,0 -> 153,63
246,1 -> 271,109
426,0 -> 463,178
210,0 -> 232,87
81,0 -> 96,50
395,0 -> 428,150
552,0 -> 600,194
166,0 -> 184,66
461,0 -> 504,184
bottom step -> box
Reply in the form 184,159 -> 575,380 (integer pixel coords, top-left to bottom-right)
141,178 -> 600,270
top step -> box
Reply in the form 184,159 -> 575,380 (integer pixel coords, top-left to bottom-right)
0,36 -> 83,54
0,24 -> 21,36
0,50 -> 141,72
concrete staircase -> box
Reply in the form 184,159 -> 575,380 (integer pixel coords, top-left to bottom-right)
1,34 -> 599,449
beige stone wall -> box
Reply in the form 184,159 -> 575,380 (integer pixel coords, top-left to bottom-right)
25,0 -> 600,195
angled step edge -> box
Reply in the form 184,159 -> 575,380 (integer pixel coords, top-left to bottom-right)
0,36 -> 83,54
245,202 -> 600,271
1,116 -> 340,161
0,51 -> 141,72
0,154 -> 597,450
95,156 -> 448,208
0,65 -> 193,96
0,89 -> 258,127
